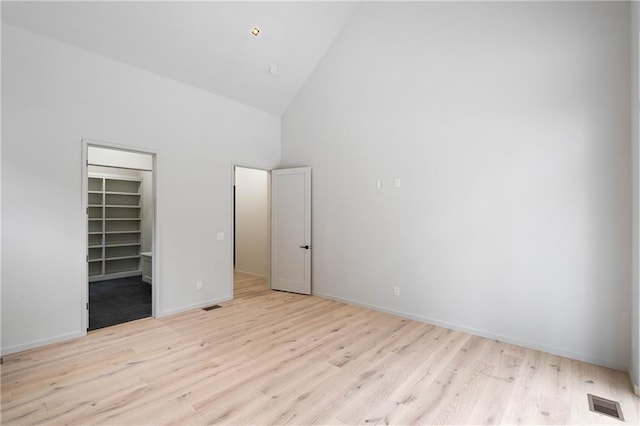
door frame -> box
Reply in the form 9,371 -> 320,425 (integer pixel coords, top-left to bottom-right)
230,163 -> 272,294
81,139 -> 159,332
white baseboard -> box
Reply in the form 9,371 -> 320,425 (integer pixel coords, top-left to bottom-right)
1,330 -> 85,356
2,295 -> 233,355
1,297 -> 233,356
628,367 -> 640,397
157,296 -> 232,318
233,269 -> 267,278
313,291 -> 628,372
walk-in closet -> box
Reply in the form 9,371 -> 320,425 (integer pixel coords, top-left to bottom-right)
87,146 -> 154,330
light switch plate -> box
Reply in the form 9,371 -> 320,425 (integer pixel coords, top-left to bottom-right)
216,232 -> 224,241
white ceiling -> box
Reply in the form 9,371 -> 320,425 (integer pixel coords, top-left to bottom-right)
2,1 -> 358,116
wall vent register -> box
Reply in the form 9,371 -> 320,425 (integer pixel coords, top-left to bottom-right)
202,305 -> 222,311
587,394 -> 624,421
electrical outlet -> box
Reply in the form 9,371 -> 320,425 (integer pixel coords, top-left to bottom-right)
196,280 -> 203,290
393,286 -> 400,297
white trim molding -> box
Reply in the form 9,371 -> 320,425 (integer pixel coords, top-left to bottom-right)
156,297 -> 233,318
314,291 -> 629,373
1,331 -> 84,356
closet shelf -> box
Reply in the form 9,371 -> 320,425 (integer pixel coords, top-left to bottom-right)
105,191 -> 140,196
89,174 -> 144,282
105,255 -> 141,261
105,230 -> 141,234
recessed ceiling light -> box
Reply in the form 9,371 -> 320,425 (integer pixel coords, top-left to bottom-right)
251,27 -> 260,37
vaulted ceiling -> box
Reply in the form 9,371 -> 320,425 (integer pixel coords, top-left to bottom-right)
2,1 -> 358,116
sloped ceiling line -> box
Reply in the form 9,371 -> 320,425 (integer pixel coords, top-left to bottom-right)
2,1 -> 358,116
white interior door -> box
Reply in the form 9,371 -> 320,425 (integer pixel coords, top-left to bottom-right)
271,167 -> 311,294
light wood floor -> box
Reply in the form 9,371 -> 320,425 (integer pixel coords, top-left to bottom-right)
2,272 -> 638,425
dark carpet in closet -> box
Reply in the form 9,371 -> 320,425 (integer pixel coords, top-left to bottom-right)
89,276 -> 151,331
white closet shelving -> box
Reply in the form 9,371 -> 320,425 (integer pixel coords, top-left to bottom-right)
88,174 -> 143,281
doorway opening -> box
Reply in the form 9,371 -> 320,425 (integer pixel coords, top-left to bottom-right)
83,142 -> 157,331
233,166 -> 270,295
231,164 -> 312,297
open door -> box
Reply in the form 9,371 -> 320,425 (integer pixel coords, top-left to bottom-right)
271,167 -> 311,294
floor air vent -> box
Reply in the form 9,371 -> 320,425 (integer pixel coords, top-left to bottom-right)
202,305 -> 221,311
588,394 -> 624,421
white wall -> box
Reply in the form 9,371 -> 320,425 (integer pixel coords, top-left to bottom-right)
235,167 -> 268,277
283,1 -> 631,370
0,6 -> 4,356
88,146 -> 152,171
631,0 -> 640,393
1,25 -> 280,354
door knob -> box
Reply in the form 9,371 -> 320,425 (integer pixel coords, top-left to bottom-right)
299,245 -> 310,250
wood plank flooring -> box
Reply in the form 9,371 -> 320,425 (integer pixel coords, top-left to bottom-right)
2,272 -> 638,424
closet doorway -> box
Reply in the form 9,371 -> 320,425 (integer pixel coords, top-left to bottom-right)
83,142 -> 156,331
233,166 -> 270,292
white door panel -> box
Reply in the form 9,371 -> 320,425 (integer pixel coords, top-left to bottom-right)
271,167 -> 311,294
